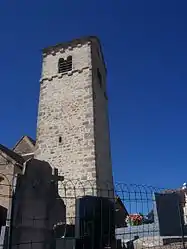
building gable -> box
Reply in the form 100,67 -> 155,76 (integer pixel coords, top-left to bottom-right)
13,136 -> 35,156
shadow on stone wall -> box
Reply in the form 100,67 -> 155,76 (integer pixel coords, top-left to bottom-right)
10,159 -> 66,249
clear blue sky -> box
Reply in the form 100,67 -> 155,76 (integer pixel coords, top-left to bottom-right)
0,1 -> 187,189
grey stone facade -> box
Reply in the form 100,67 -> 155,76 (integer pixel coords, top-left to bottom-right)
0,146 -> 23,210
0,144 -> 24,248
34,37 -> 114,221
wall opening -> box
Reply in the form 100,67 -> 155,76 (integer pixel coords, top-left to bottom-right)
58,56 -> 72,73
0,176 -> 4,182
59,136 -> 62,143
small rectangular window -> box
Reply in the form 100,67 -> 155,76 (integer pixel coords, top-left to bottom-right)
97,69 -> 102,87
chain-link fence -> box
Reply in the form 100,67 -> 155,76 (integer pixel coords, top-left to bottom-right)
0,169 -> 186,249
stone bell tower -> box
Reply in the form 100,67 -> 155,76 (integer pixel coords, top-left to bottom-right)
35,36 -> 114,198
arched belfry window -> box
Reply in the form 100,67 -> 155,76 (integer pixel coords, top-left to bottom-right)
58,56 -> 72,73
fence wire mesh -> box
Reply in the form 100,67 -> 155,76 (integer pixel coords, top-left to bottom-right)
0,172 -> 186,249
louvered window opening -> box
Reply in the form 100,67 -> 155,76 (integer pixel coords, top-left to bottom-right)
58,56 -> 72,73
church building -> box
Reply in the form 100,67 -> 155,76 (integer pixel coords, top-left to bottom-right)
0,36 -> 115,226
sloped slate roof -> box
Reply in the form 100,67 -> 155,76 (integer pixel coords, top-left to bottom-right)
0,144 -> 25,165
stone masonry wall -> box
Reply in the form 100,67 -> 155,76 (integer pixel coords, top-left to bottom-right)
35,38 -> 114,222
35,41 -> 97,223
91,42 -> 114,198
0,155 -> 22,233
0,155 -> 13,210
35,42 -> 97,183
